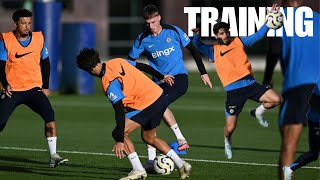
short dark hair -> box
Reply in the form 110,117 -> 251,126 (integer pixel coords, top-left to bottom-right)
12,9 -> 32,22
213,22 -> 230,34
143,4 -> 159,19
76,48 -> 100,72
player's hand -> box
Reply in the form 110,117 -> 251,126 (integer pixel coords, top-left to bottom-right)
191,28 -> 200,35
160,75 -> 175,86
112,142 -> 127,159
268,3 -> 280,14
4,84 -> 12,98
42,88 -> 50,96
201,74 -> 212,89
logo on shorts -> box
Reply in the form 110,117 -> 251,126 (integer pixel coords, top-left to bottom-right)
228,106 -> 236,114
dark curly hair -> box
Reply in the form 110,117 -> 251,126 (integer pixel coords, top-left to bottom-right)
12,9 -> 32,22
76,48 -> 100,72
213,22 -> 230,35
143,4 -> 159,20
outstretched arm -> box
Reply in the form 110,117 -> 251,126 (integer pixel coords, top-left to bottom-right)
240,24 -> 269,48
127,60 -> 174,86
191,28 -> 214,61
185,42 -> 212,88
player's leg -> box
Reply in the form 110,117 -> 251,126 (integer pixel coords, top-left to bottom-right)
163,108 -> 189,151
278,84 -> 315,180
0,90 -> 21,133
224,115 -> 238,159
160,74 -> 189,151
25,87 -> 67,167
118,118 -> 147,180
141,128 -> 191,179
250,83 -> 282,127
290,117 -> 320,172
224,89 -> 245,159
262,37 -> 281,87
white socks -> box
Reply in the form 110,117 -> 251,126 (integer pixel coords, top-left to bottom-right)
255,104 -> 267,117
47,137 -> 57,156
128,152 -> 144,171
147,146 -> 157,161
170,123 -> 185,141
224,136 -> 231,145
166,149 -> 183,168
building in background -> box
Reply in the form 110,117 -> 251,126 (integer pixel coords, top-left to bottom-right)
0,0 -> 318,58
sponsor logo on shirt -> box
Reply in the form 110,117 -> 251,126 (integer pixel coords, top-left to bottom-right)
151,46 -> 175,58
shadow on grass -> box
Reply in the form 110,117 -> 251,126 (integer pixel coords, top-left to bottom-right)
0,155 -> 132,179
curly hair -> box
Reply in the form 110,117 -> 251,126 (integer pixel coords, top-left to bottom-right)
76,48 -> 100,72
12,9 -> 32,22
213,22 -> 230,35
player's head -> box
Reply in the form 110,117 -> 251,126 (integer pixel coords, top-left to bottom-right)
213,22 -> 231,45
12,9 -> 32,36
77,48 -> 101,76
143,4 -> 161,34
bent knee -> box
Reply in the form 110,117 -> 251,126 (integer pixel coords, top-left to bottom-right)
142,135 -> 154,145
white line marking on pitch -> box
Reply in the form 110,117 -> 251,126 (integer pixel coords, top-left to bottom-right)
0,146 -> 318,170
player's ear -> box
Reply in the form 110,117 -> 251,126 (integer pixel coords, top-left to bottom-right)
14,22 -> 17,28
158,15 -> 161,21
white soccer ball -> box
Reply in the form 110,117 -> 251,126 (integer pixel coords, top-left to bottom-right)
154,154 -> 175,175
265,10 -> 283,29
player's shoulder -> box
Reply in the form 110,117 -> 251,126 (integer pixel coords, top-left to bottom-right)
162,24 -> 182,34
137,29 -> 151,43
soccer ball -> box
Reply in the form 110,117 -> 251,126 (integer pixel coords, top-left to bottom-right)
265,10 -> 283,29
154,154 -> 175,175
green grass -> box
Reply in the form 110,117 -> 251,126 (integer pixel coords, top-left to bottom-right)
0,72 -> 319,179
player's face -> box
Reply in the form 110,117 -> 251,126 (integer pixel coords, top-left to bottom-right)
15,17 -> 32,36
216,28 -> 230,44
145,15 -> 161,34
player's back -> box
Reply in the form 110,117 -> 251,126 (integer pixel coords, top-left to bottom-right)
102,58 -> 163,110
280,8 -> 320,92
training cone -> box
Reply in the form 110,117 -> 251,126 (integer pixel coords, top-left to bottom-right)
169,142 -> 187,155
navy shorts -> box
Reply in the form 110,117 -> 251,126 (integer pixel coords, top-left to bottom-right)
279,84 -> 316,127
130,93 -> 168,130
309,93 -> 320,114
0,87 -> 55,131
225,82 -> 270,116
160,74 -> 188,104
307,120 -> 320,152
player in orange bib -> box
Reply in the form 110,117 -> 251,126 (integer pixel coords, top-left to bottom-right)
0,9 -> 67,167
76,48 -> 192,180
192,4 -> 283,160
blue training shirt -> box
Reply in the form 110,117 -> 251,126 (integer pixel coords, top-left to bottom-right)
192,24 -> 269,91
128,24 -> 190,77
0,35 -> 49,61
280,8 -> 320,93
